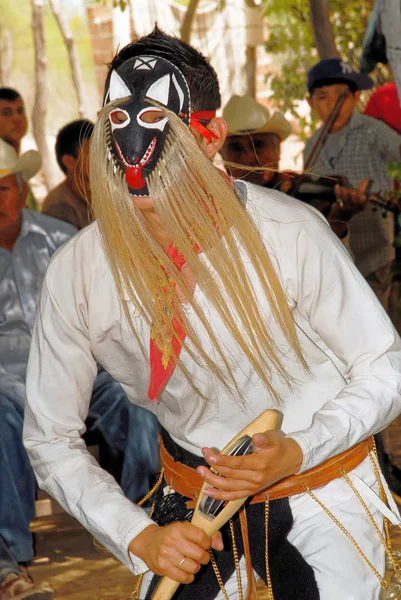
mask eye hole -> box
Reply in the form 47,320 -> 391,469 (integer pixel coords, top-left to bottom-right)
110,110 -> 129,125
139,109 -> 165,124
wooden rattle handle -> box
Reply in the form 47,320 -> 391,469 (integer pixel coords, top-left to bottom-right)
151,409 -> 281,600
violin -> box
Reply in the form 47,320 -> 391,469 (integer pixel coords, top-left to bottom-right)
281,173 -> 399,218
280,90 -> 399,218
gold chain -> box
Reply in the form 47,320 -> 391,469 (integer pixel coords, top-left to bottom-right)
137,469 -> 165,507
264,499 -> 274,600
305,485 -> 388,590
131,568 -> 145,598
209,548 -> 230,600
341,468 -> 391,556
229,518 -> 244,600
369,445 -> 401,572
131,470 -> 165,599
208,517 -> 244,600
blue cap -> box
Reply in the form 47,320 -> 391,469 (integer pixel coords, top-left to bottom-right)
307,59 -> 374,93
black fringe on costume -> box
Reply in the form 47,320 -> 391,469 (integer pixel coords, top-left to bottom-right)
144,429 -> 320,600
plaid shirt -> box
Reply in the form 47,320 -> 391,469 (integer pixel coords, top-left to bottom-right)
304,111 -> 401,277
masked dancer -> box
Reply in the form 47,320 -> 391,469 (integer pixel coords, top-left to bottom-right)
24,28 -> 401,600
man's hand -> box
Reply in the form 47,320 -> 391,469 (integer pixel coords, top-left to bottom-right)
196,430 -> 303,501
331,178 -> 369,221
128,523 -> 223,584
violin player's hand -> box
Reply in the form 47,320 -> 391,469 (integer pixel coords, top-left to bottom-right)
331,179 -> 369,221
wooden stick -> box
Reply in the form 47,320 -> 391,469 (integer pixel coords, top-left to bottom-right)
151,409 -> 282,600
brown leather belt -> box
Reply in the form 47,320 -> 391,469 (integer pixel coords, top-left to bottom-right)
160,436 -> 374,504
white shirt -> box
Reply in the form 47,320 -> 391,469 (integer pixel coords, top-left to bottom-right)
24,183 -> 401,574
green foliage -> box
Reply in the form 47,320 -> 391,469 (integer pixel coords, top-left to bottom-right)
114,0 -> 127,9
93,0 -> 129,7
261,0 -> 377,141
388,160 -> 401,251
388,161 -> 401,185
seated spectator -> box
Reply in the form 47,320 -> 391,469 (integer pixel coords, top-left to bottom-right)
220,94 -> 291,188
42,120 -> 93,229
0,88 -> 27,156
0,139 -> 159,599
0,87 -> 38,211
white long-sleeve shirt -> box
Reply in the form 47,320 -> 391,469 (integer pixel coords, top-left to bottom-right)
24,182 -> 401,574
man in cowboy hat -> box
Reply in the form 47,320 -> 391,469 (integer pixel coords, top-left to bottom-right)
220,94 -> 292,188
0,139 -> 62,599
0,139 -> 160,599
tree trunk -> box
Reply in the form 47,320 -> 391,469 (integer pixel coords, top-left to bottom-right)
31,0 -> 56,191
245,46 -> 257,98
128,0 -> 138,41
309,0 -> 341,60
245,0 -> 258,98
0,26 -> 13,86
180,0 -> 201,43
48,0 -> 87,118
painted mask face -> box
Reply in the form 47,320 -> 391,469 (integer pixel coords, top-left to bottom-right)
104,55 -> 191,196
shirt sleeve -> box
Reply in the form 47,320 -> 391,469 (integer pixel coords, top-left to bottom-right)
0,363 -> 26,409
23,260 -> 154,574
284,215 -> 401,471
370,117 -> 401,163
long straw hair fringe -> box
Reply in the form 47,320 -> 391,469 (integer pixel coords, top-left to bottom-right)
90,100 -> 308,405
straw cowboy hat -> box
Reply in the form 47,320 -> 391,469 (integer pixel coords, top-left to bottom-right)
0,138 -> 41,181
223,94 -> 292,140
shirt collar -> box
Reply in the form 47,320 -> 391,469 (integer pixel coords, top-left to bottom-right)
344,110 -> 364,131
317,111 -> 362,136
18,209 -> 49,242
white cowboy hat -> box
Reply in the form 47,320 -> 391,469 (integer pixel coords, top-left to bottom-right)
223,94 -> 292,140
0,139 -> 41,181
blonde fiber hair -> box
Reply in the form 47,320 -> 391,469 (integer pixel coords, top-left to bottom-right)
90,101 -> 307,404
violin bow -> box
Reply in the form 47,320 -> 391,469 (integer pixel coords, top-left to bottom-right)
305,91 -> 348,172
151,409 -> 282,600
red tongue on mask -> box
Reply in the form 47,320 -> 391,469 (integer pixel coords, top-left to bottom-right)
125,165 -> 145,190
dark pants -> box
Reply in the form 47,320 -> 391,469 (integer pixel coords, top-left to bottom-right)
0,535 -> 20,583
0,370 -> 159,584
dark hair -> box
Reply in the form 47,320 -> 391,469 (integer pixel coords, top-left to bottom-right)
310,78 -> 357,95
104,26 -> 221,112
55,119 -> 94,173
0,88 -> 22,102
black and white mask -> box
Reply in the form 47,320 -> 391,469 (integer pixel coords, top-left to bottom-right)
104,55 -> 191,197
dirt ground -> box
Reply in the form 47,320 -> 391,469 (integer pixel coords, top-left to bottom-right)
29,514 -> 135,600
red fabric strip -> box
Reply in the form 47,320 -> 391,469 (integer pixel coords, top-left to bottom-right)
148,243 -> 189,402
190,110 -> 218,142
148,315 -> 186,401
